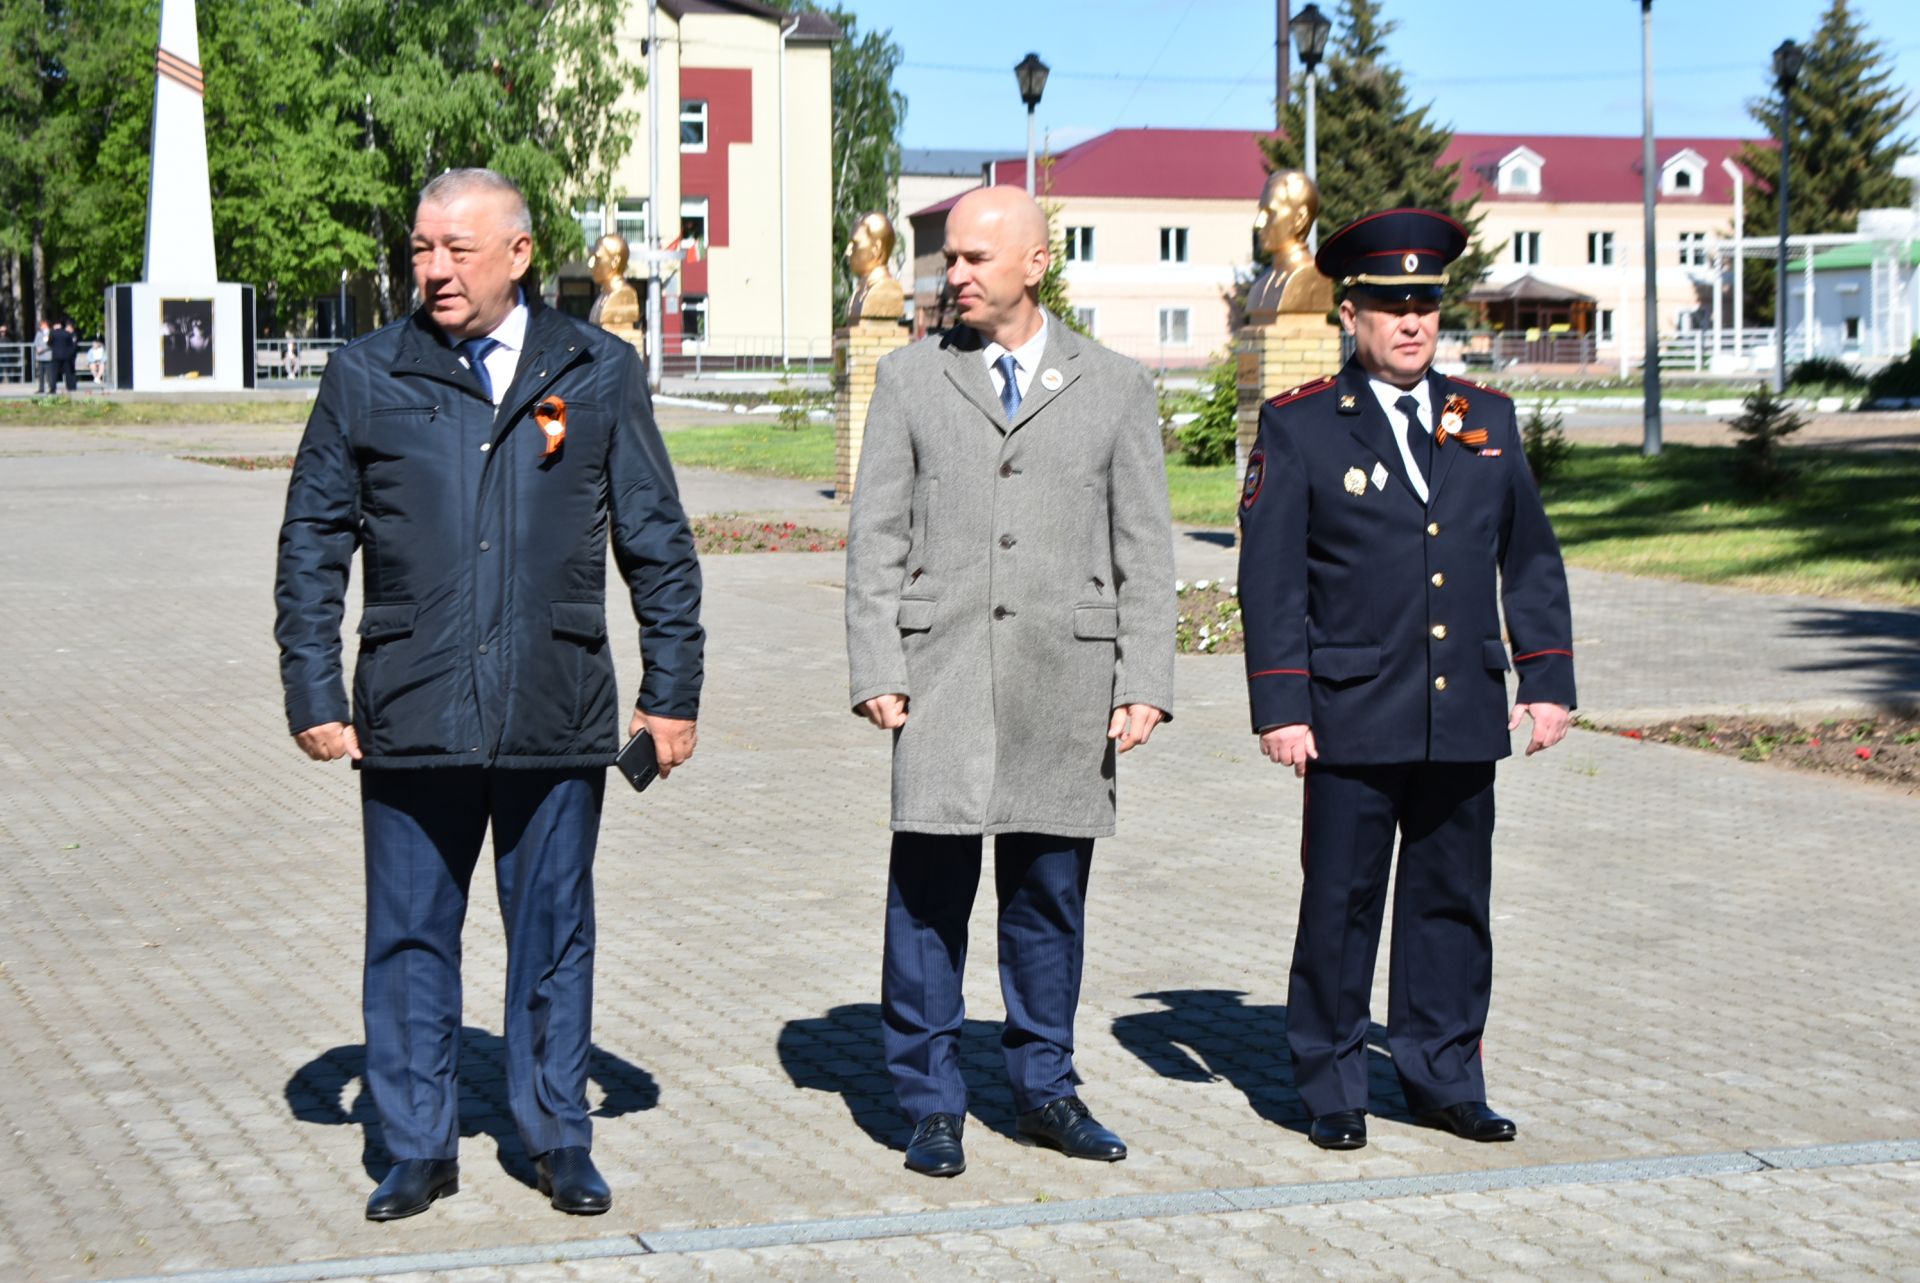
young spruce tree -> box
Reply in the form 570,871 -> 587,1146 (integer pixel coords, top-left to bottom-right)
1261,0 -> 1490,326
1737,0 -> 1914,325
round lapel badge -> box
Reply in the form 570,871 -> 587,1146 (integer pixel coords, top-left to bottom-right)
1040,367 -> 1063,392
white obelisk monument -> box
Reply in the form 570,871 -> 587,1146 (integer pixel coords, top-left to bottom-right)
105,0 -> 255,390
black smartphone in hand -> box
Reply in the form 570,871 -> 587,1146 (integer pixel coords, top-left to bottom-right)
615,728 -> 660,793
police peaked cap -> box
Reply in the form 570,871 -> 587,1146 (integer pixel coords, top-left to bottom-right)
1314,208 -> 1468,302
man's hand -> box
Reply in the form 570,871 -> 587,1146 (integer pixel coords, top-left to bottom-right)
1509,702 -> 1571,756
857,693 -> 909,729
1107,704 -> 1165,753
631,709 -> 698,777
1259,723 -> 1317,778
294,722 -> 362,762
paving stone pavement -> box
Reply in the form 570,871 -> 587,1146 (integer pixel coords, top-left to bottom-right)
0,425 -> 1916,1283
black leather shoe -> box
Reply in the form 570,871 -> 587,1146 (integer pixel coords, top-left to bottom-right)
536,1146 -> 612,1214
904,1112 -> 966,1177
1423,1101 -> 1517,1142
1307,1109 -> 1368,1151
366,1158 -> 459,1220
1015,1097 -> 1127,1161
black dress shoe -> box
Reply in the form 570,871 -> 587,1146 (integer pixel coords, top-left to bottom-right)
366,1158 -> 459,1221
1307,1109 -> 1368,1151
536,1146 -> 612,1214
904,1112 -> 966,1177
1423,1101 -> 1517,1142
1015,1097 -> 1127,1161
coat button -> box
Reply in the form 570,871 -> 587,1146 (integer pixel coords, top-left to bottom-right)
999,462 -> 1014,478
1427,522 -> 1441,536
1434,675 -> 1448,691
1431,624 -> 1447,639
478,643 -> 489,655
479,540 -> 491,551
1431,572 -> 1446,588
993,606 -> 1010,620
999,534 -> 1015,549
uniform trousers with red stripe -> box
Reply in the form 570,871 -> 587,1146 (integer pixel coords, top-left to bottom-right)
1286,760 -> 1498,1119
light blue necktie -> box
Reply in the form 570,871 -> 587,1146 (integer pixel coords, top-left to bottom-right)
995,353 -> 1022,422
460,337 -> 501,403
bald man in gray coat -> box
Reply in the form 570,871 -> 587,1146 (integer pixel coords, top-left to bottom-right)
846,186 -> 1177,1179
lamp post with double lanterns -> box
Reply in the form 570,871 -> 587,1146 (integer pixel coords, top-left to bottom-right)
1289,3 -> 1332,251
1015,53 -> 1050,198
1772,38 -> 1805,393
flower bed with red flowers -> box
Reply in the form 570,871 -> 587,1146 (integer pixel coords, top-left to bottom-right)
691,517 -> 845,555
1592,714 -> 1920,793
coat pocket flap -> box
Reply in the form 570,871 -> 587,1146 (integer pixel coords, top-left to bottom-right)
1482,639 -> 1512,671
897,597 -> 936,632
1073,605 -> 1120,640
1311,644 -> 1382,682
550,600 -> 608,642
356,602 -> 418,642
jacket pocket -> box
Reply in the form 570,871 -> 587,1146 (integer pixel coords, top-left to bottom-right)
1483,639 -> 1512,671
550,601 -> 608,737
1310,644 -> 1382,683
356,602 -> 418,642
897,597 -> 936,633
1073,604 -> 1119,640
551,600 -> 608,644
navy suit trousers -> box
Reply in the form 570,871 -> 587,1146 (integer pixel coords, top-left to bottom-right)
882,832 -> 1094,1120
360,767 -> 604,1160
1287,761 -> 1497,1118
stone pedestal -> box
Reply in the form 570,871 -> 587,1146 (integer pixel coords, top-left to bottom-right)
1235,313 -> 1343,471
834,318 -> 910,502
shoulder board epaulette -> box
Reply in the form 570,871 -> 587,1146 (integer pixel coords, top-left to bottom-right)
1447,376 -> 1511,400
1266,376 -> 1335,410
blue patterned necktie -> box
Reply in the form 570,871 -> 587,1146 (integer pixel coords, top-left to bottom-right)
460,337 -> 501,403
995,353 -> 1022,422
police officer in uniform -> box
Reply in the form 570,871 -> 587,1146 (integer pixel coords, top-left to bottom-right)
1238,208 -> 1575,1151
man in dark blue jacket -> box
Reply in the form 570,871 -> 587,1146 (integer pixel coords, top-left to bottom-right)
1239,209 -> 1574,1153
274,168 -> 703,1220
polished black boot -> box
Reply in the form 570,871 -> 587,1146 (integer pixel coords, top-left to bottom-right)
904,1112 -> 966,1177
1015,1098 -> 1127,1161
365,1158 -> 459,1220
536,1146 -> 612,1214
1307,1109 -> 1368,1150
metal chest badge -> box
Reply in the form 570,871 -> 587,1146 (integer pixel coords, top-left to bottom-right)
1343,466 -> 1367,496
534,396 -> 568,456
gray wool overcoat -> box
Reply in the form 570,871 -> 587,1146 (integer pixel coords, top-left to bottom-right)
845,314 -> 1177,837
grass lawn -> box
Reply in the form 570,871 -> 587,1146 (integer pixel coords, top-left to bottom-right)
662,420 -> 834,479
0,397 -> 313,425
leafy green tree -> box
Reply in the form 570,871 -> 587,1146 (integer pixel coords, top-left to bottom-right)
1738,0 -> 1914,324
1175,352 -> 1240,466
769,3 -> 906,323
1261,0 -> 1490,326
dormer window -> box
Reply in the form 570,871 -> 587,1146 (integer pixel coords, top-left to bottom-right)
1661,148 -> 1707,197
1496,146 -> 1545,196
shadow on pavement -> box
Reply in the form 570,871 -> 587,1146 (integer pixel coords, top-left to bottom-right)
1182,529 -> 1236,549
284,1028 -> 659,1185
777,1002 -> 1030,1149
1110,990 -> 1405,1133
1786,605 -> 1920,712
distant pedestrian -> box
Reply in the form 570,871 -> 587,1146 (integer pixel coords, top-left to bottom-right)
33,320 -> 52,393
281,339 -> 301,380
47,319 -> 78,394
87,340 -> 106,388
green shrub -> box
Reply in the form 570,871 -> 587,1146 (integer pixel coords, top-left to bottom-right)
1175,353 -> 1239,467
1520,399 -> 1573,487
1866,340 -> 1920,403
1726,385 -> 1807,494
1787,355 -> 1865,390
767,377 -> 821,431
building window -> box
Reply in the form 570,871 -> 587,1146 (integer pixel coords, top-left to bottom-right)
1160,227 -> 1189,263
1588,231 -> 1615,266
1063,226 -> 1094,262
1661,150 -> 1707,197
1844,316 -> 1861,342
681,294 -> 707,342
1672,168 -> 1694,191
575,204 -> 605,247
1678,231 -> 1707,266
1597,308 -> 1615,341
1158,307 -> 1190,345
1495,147 -> 1544,196
680,197 -> 709,247
615,198 -> 648,247
1073,307 -> 1097,336
1511,231 -> 1541,266
679,100 -> 708,152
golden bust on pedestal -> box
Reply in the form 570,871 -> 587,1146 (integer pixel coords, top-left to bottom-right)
1245,171 -> 1334,322
586,233 -> 644,341
845,210 -> 904,325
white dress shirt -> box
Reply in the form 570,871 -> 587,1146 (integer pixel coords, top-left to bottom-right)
460,290 -> 529,407
983,312 -> 1049,403
1369,375 -> 1434,503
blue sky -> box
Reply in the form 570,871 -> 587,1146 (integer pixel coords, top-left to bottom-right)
864,0 -> 1920,154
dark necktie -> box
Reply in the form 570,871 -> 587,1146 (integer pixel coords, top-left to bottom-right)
995,353 -> 1021,422
1396,393 -> 1430,485
460,337 -> 501,403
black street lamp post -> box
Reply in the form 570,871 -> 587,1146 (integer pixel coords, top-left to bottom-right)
1772,38 -> 1805,393
1289,3 -> 1332,251
1015,53 -> 1050,198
